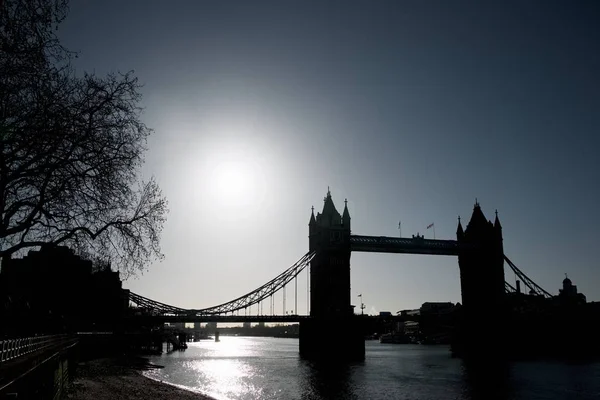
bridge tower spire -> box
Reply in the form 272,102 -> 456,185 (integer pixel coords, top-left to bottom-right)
456,216 -> 464,239
343,199 -> 351,231
494,209 -> 502,230
309,205 -> 316,226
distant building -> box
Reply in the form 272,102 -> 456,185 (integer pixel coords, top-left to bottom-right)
403,321 -> 419,336
420,302 -> 455,315
396,320 -> 405,332
397,309 -> 420,316
558,275 -> 586,305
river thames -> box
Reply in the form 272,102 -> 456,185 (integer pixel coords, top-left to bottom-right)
145,337 -> 600,400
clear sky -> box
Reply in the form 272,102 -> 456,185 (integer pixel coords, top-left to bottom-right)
59,1 -> 600,313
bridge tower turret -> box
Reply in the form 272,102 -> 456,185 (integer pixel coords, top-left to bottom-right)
308,206 -> 316,237
456,216 -> 464,240
308,189 -> 352,318
342,198 -> 351,231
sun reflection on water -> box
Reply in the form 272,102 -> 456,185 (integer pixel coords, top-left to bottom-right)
146,338 -> 600,400
188,337 -> 265,400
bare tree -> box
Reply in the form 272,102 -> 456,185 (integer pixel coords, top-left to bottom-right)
1,0 -> 167,276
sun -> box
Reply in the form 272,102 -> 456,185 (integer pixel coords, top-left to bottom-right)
212,159 -> 253,199
203,145 -> 268,212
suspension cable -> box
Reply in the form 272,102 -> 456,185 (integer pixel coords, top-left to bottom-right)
283,285 -> 286,315
504,255 -> 552,298
128,251 -> 315,315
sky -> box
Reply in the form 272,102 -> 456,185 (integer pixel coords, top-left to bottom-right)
58,1 -> 600,313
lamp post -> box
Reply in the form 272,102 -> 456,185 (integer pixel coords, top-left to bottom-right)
358,294 -> 365,316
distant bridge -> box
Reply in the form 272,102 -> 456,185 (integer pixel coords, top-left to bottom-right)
127,314 -> 421,324
129,314 -> 310,324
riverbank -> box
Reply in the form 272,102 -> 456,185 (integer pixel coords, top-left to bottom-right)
66,356 -> 215,400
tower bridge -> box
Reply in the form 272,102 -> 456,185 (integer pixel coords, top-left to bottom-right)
128,189 -> 551,360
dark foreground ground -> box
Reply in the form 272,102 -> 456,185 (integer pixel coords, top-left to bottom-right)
67,356 -> 215,400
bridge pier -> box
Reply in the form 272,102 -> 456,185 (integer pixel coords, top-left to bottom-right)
299,317 -> 364,361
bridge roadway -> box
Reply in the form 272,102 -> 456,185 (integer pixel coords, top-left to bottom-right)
131,314 -> 309,324
350,235 -> 461,256
128,314 -> 420,324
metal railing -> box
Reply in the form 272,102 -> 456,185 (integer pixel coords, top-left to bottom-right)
0,335 -> 71,364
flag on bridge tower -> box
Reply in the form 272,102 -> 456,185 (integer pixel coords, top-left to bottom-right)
426,223 -> 435,239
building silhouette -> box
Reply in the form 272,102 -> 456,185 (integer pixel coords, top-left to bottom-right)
558,275 -> 586,305
0,245 -> 128,335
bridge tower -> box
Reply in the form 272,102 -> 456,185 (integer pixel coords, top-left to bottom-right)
300,189 -> 364,360
457,201 -> 505,309
308,189 -> 352,318
455,201 -> 506,356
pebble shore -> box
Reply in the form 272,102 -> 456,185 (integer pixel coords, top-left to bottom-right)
66,357 -> 216,400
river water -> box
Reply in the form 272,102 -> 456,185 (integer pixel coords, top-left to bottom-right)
145,337 -> 600,400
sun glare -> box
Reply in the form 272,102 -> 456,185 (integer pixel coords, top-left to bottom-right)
203,143 -> 269,214
213,160 -> 253,198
